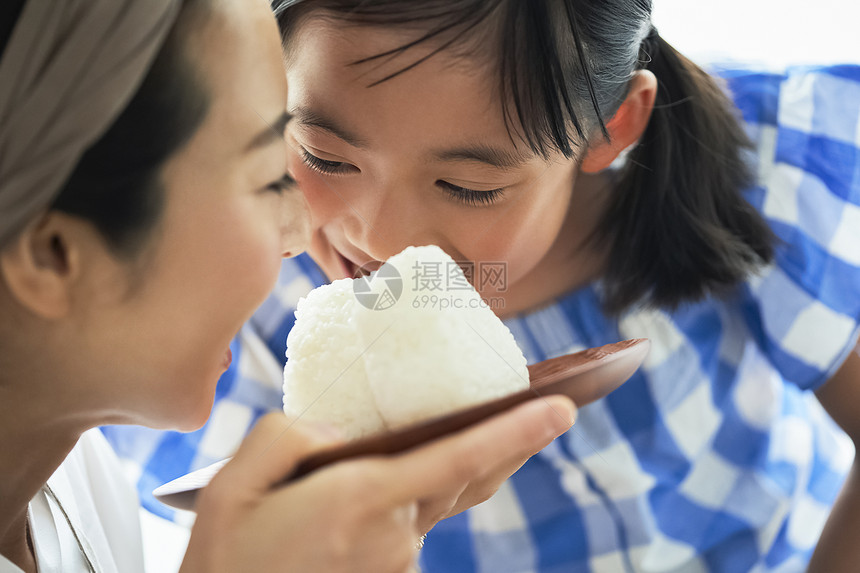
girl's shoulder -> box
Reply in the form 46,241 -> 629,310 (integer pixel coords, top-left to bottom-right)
715,64 -> 860,391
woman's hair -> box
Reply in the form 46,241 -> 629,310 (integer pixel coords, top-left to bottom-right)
0,0 -> 210,257
273,0 -> 775,313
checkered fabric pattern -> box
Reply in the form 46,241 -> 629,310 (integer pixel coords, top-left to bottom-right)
103,64 -> 860,570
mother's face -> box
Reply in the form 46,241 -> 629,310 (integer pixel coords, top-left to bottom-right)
74,0 -> 308,430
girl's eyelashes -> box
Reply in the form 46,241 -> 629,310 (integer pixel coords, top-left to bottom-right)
296,144 -> 504,206
300,148 -> 355,175
437,180 -> 505,206
266,173 -> 296,194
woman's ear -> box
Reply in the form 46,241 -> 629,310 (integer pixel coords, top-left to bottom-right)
0,213 -> 82,319
580,70 -> 657,174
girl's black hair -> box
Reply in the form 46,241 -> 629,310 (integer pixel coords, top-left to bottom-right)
272,0 -> 774,314
0,0 -> 210,257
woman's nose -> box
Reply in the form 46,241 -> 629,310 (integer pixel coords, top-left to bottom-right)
280,186 -> 311,258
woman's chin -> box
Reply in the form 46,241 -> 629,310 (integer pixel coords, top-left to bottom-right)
143,380 -> 220,432
131,350 -> 232,431
150,401 -> 214,432
171,413 -> 211,433
182,388 -> 220,431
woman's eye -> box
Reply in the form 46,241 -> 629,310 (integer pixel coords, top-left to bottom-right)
266,173 -> 296,194
300,148 -> 354,175
437,181 -> 505,206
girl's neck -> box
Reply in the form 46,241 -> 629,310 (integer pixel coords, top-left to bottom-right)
496,170 -> 612,319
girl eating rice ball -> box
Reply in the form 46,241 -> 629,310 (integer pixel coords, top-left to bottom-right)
0,1 -> 574,571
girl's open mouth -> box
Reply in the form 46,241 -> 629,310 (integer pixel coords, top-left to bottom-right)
336,248 -> 381,279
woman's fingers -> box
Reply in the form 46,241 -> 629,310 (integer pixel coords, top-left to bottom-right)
256,460 -> 421,573
189,398 -> 572,572
408,395 -> 576,532
382,395 -> 575,505
220,394 -> 572,505
218,412 -> 344,495
427,448 -> 543,530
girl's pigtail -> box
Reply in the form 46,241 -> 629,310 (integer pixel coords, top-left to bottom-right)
599,28 -> 774,313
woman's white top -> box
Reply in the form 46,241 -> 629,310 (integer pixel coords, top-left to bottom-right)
0,430 -> 144,573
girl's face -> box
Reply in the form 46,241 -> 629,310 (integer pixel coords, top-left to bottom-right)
73,0 -> 308,430
285,19 -> 608,314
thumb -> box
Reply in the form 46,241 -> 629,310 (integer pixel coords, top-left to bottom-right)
221,412 -> 344,494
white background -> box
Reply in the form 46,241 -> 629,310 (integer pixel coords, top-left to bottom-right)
653,0 -> 860,67
141,3 -> 860,572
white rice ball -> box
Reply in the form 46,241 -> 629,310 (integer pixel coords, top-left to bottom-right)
282,279 -> 385,438
283,245 -> 529,439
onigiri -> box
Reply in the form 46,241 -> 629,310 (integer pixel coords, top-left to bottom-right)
283,245 -> 529,439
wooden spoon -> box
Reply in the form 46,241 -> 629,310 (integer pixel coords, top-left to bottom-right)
154,338 -> 650,511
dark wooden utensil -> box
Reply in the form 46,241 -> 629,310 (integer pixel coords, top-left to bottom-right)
154,338 -> 649,511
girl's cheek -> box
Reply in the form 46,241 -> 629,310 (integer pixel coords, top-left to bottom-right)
292,168 -> 344,227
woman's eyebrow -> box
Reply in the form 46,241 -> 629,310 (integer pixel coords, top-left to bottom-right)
434,144 -> 528,170
291,106 -> 368,148
247,110 -> 292,152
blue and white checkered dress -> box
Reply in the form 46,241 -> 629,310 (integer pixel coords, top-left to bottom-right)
102,64 -> 860,571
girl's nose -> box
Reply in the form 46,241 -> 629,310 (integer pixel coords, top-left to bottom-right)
280,185 -> 311,258
344,183 -> 434,262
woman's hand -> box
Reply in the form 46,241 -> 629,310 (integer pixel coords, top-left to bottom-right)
180,395 -> 575,573
402,395 -> 576,534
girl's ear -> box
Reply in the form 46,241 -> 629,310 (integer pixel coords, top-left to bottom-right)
580,70 -> 658,174
0,213 -> 83,319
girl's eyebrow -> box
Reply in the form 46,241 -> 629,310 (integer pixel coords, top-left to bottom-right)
291,106 -> 368,148
435,144 -> 528,170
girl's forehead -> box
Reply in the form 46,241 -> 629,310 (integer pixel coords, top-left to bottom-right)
289,16 -> 486,84
285,18 -> 560,165
289,66 -> 505,154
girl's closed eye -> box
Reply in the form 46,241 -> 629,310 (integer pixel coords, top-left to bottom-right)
300,147 -> 357,175
437,180 -> 505,206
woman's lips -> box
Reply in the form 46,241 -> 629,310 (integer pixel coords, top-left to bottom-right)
221,347 -> 233,370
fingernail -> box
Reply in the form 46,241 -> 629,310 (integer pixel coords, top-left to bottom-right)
544,397 -> 576,434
